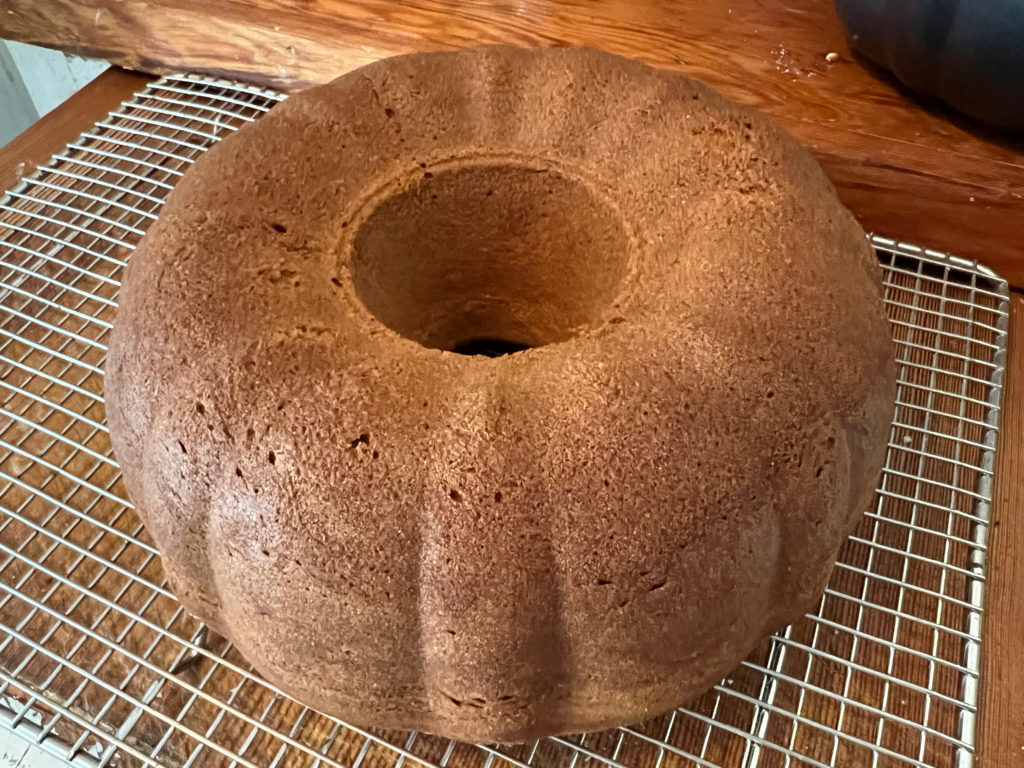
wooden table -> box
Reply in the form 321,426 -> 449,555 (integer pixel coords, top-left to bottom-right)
0,64 -> 1021,767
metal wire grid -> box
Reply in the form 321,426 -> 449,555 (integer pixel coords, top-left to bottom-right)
0,74 -> 1008,768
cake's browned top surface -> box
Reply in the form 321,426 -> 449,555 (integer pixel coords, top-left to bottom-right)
104,46 -> 896,742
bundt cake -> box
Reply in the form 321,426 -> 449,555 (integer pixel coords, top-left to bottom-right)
105,45 -> 897,742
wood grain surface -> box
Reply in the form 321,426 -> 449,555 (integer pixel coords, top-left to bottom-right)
3,0 -> 1024,288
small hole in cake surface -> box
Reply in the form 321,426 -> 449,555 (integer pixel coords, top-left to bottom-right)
350,162 -> 630,356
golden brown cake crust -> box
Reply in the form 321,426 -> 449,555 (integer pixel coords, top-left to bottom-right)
105,46 -> 897,742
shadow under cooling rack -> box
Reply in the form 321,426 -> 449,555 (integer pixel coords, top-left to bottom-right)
0,74 -> 1011,768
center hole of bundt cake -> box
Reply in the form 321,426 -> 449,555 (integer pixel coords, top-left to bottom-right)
350,163 -> 630,356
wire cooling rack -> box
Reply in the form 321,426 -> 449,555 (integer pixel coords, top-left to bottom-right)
0,74 -> 1010,768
